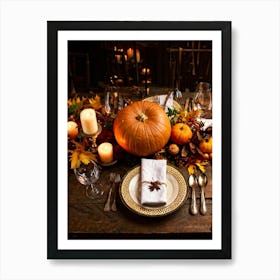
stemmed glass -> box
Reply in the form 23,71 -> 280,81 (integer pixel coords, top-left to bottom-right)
194,82 -> 212,118
104,91 -> 111,115
74,160 -> 104,199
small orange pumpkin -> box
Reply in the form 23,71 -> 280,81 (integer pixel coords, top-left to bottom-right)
199,136 -> 212,153
171,123 -> 193,145
113,101 -> 171,156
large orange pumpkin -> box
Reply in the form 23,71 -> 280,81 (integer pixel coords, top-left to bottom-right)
113,101 -> 171,156
171,123 -> 193,145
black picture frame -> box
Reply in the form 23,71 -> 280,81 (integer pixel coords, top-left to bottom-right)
47,21 -> 231,259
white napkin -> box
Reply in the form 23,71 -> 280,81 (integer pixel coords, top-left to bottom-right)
154,95 -> 174,112
140,158 -> 167,206
197,118 -> 213,131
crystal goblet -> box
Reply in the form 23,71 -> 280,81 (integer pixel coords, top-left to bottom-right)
74,160 -> 104,199
194,82 -> 212,118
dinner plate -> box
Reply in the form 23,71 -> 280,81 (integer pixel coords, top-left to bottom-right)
144,94 -> 182,111
119,164 -> 187,217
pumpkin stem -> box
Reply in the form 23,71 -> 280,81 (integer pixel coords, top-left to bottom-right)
136,113 -> 148,122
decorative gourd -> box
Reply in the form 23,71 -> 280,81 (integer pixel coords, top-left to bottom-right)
171,123 -> 193,145
113,101 -> 171,156
199,136 -> 212,153
168,143 -> 180,156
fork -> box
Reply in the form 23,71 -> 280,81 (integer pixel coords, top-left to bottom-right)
104,172 -> 115,212
111,174 -> 121,212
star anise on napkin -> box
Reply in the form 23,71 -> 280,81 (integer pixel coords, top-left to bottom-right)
148,181 -> 161,192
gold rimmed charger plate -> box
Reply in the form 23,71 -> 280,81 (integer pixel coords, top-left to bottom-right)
119,164 -> 187,217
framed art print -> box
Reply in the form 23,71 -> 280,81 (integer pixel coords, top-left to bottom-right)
47,21 -> 231,259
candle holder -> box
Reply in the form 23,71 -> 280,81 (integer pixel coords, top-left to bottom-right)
82,123 -> 102,152
98,159 -> 118,167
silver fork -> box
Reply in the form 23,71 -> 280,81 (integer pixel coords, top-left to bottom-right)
111,174 -> 121,212
104,172 -> 115,212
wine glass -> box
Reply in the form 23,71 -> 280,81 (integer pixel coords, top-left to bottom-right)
104,91 -> 111,115
194,82 -> 212,118
74,160 -> 104,199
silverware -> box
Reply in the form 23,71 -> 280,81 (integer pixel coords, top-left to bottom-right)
104,172 -> 115,212
198,173 -> 208,215
111,174 -> 121,212
188,174 -> 198,215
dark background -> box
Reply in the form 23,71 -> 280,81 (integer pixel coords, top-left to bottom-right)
68,41 -> 212,95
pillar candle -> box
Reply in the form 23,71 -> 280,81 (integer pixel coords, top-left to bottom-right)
67,121 -> 78,139
80,108 -> 98,135
97,142 -> 113,163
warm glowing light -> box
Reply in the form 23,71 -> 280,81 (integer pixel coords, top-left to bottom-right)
67,121 -> 78,139
80,108 -> 98,135
97,142 -> 113,163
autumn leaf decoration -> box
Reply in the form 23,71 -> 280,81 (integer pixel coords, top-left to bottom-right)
88,95 -> 102,110
187,160 -> 209,175
177,109 -> 202,125
148,181 -> 162,192
68,95 -> 102,117
68,141 -> 97,169
68,96 -> 86,115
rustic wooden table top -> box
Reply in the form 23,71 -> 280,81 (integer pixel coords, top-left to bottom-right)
68,161 -> 212,239
68,90 -> 212,239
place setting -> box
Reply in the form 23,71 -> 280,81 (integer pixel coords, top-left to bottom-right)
119,158 -> 187,217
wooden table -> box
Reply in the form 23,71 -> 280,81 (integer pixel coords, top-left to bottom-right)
68,161 -> 212,239
68,89 -> 212,239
